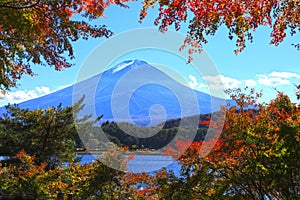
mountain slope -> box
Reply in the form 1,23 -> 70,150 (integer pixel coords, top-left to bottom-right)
0,59 -> 227,126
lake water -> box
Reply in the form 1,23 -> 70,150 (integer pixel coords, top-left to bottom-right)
0,154 -> 182,176
78,154 -> 181,176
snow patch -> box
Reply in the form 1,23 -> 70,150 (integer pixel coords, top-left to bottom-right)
112,60 -> 135,73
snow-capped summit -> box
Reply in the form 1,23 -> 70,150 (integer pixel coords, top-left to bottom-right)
110,59 -> 150,74
112,60 -> 135,73
0,59 -> 228,126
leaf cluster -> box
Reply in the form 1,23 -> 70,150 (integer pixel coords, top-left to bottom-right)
0,0 -> 128,92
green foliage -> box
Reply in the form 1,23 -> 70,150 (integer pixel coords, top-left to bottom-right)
99,115 -> 209,150
0,97 -> 98,169
167,88 -> 300,199
0,151 -> 64,199
0,89 -> 299,199
0,149 -> 128,200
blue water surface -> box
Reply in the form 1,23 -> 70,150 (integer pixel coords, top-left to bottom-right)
1,154 -> 182,177
78,154 -> 181,176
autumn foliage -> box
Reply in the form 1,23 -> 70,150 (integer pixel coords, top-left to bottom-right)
162,88 -> 300,199
1,88 -> 299,199
1,0 -> 300,91
0,147 -> 134,199
140,0 -> 300,57
0,0 -> 128,92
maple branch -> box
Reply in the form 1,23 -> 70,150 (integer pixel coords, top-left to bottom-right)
222,168 -> 257,199
0,0 -> 40,10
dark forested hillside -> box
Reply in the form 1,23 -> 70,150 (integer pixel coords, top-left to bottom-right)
78,113 -> 213,151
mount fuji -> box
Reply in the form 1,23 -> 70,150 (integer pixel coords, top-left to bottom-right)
0,60 -> 227,126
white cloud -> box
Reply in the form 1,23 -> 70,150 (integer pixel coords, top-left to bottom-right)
188,75 -> 198,88
203,75 -> 242,90
245,79 -> 257,87
188,75 -> 207,90
269,71 -> 300,79
189,71 -> 297,92
198,83 -> 207,88
36,86 -> 50,94
255,71 -> 300,87
256,74 -> 290,86
1,86 -> 51,104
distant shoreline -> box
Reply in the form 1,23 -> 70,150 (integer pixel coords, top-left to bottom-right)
75,150 -> 163,155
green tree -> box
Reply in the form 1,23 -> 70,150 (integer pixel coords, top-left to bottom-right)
0,148 -> 131,199
0,97 -> 99,169
157,88 -> 300,199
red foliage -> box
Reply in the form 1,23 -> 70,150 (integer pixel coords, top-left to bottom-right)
140,0 -> 300,59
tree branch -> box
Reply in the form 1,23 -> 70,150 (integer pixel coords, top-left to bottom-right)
0,0 -> 40,10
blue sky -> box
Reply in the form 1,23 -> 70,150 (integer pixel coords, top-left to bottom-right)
0,2 -> 300,106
